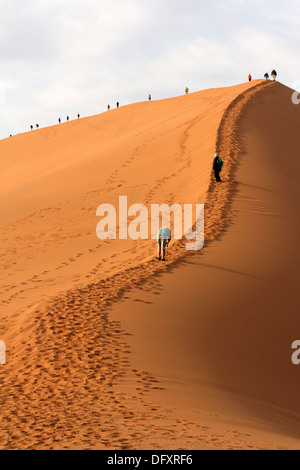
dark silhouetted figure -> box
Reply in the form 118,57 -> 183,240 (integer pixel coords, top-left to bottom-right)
116,102 -> 119,108
107,105 -> 110,110
36,124 -> 39,129
58,118 -> 61,124
213,152 -> 223,182
271,69 -> 277,81
77,113 -> 80,119
264,73 -> 269,80
30,125 -> 33,131
148,93 -> 151,101
66,116 -> 69,121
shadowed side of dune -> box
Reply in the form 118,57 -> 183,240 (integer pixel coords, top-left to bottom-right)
204,81 -> 300,426
110,81 -> 300,448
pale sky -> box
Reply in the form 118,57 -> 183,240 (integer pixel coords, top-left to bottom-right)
1,0 -> 299,139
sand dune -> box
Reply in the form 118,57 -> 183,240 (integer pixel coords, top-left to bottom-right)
0,81 -> 260,319
0,79 -> 299,449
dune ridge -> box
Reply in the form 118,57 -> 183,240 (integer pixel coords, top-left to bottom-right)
1,80 -> 298,449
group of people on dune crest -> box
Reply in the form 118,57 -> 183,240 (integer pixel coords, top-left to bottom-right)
248,69 -> 277,82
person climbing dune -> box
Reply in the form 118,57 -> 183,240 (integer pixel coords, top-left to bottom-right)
213,152 -> 223,182
156,227 -> 171,261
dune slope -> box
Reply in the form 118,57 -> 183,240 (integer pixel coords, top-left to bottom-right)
0,80 -> 264,318
1,80 -> 299,449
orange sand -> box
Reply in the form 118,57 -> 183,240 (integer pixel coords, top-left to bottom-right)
0,80 -> 299,449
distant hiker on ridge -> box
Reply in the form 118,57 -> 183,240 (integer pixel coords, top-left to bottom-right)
248,74 -> 252,82
77,113 -> 80,119
58,118 -> 61,124
185,87 -> 189,94
271,69 -> 277,81
30,125 -> 33,131
107,105 -> 110,110
156,227 -> 171,261
116,102 -> 119,108
148,93 -> 152,101
213,152 -> 223,182
264,73 -> 269,80
36,124 -> 39,129
66,116 -> 69,121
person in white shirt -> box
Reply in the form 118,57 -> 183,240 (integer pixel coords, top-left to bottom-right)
156,227 -> 171,261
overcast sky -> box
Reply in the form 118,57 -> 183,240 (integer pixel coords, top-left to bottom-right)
0,0 -> 299,139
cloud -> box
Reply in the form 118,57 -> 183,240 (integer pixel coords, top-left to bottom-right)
0,0 -> 299,138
